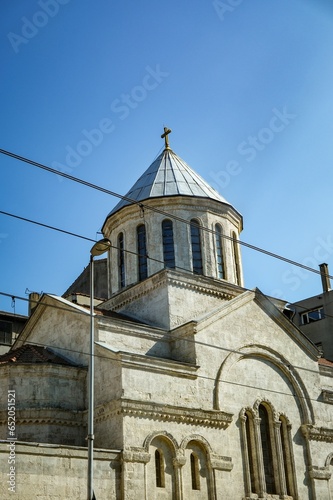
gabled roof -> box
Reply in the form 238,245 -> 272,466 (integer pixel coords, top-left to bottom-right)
0,344 -> 78,366
107,148 -> 230,216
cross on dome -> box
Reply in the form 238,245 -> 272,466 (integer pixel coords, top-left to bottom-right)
161,127 -> 172,150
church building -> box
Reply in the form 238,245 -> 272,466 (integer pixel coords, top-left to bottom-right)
1,129 -> 333,499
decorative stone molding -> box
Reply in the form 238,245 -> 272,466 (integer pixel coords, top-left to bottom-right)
122,447 -> 150,464
319,364 -> 333,378
95,398 -> 232,429
143,430 -> 179,452
321,390 -> 333,404
302,424 -> 333,442
104,268 -> 243,313
210,454 -> 233,471
173,456 -> 186,468
0,409 -> 84,428
309,465 -> 331,480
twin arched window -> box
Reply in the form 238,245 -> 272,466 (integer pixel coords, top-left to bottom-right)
153,444 -> 203,493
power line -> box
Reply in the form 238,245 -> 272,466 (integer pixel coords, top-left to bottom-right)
0,285 -> 329,364
0,297 -> 325,403
1,148 -> 332,281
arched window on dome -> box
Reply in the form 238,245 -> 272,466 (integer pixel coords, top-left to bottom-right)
137,224 -> 148,281
190,219 -> 203,275
215,224 -> 225,279
118,232 -> 125,288
232,231 -> 241,285
162,219 -> 175,268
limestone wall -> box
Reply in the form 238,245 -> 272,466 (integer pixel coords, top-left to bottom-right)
0,441 -> 121,500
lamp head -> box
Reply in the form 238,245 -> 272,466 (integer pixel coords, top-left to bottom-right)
90,238 -> 111,257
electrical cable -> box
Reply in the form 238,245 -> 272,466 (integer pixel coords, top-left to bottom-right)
2,332 -> 325,405
1,148 -> 332,281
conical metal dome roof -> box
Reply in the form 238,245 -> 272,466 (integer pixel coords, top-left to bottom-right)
108,148 -> 230,216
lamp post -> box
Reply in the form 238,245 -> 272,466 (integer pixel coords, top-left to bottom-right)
88,238 -> 111,500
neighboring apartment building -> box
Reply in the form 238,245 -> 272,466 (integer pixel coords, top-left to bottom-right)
0,310 -> 27,355
1,133 -> 333,499
290,263 -> 333,362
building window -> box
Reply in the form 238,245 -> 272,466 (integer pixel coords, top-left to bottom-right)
241,401 -> 297,499
118,232 -> 125,288
301,307 -> 325,325
162,219 -> 175,268
232,231 -> 241,285
215,224 -> 225,279
137,224 -> 148,281
245,412 -> 257,494
190,453 -> 200,490
155,449 -> 165,488
259,405 -> 276,494
280,416 -> 295,497
190,219 -> 203,275
0,321 -> 12,345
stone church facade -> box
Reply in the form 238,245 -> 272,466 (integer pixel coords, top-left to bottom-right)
1,132 -> 333,499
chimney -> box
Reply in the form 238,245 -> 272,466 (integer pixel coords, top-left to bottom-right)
319,263 -> 331,293
29,292 -> 40,315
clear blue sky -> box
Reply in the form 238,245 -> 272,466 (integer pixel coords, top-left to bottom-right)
1,0 -> 333,316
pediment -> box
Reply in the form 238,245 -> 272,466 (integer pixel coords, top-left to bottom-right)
172,288 -> 320,361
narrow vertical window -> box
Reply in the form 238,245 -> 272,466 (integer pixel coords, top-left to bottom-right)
162,219 -> 175,268
190,453 -> 200,490
259,405 -> 276,494
155,449 -> 165,488
190,219 -> 203,275
137,224 -> 148,281
232,231 -> 241,285
118,232 -> 125,288
280,417 -> 293,497
245,413 -> 257,494
215,224 -> 225,279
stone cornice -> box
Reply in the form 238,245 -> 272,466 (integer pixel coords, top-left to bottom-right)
95,398 -> 233,429
0,441 -> 120,460
309,466 -> 331,480
0,408 -> 85,428
121,446 -> 233,471
319,364 -> 333,378
302,424 -> 333,442
97,315 -> 167,339
321,389 -> 333,404
95,345 -> 199,378
103,195 -> 243,233
104,268 -> 243,313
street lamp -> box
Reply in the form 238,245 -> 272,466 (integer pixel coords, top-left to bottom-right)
88,238 -> 111,500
